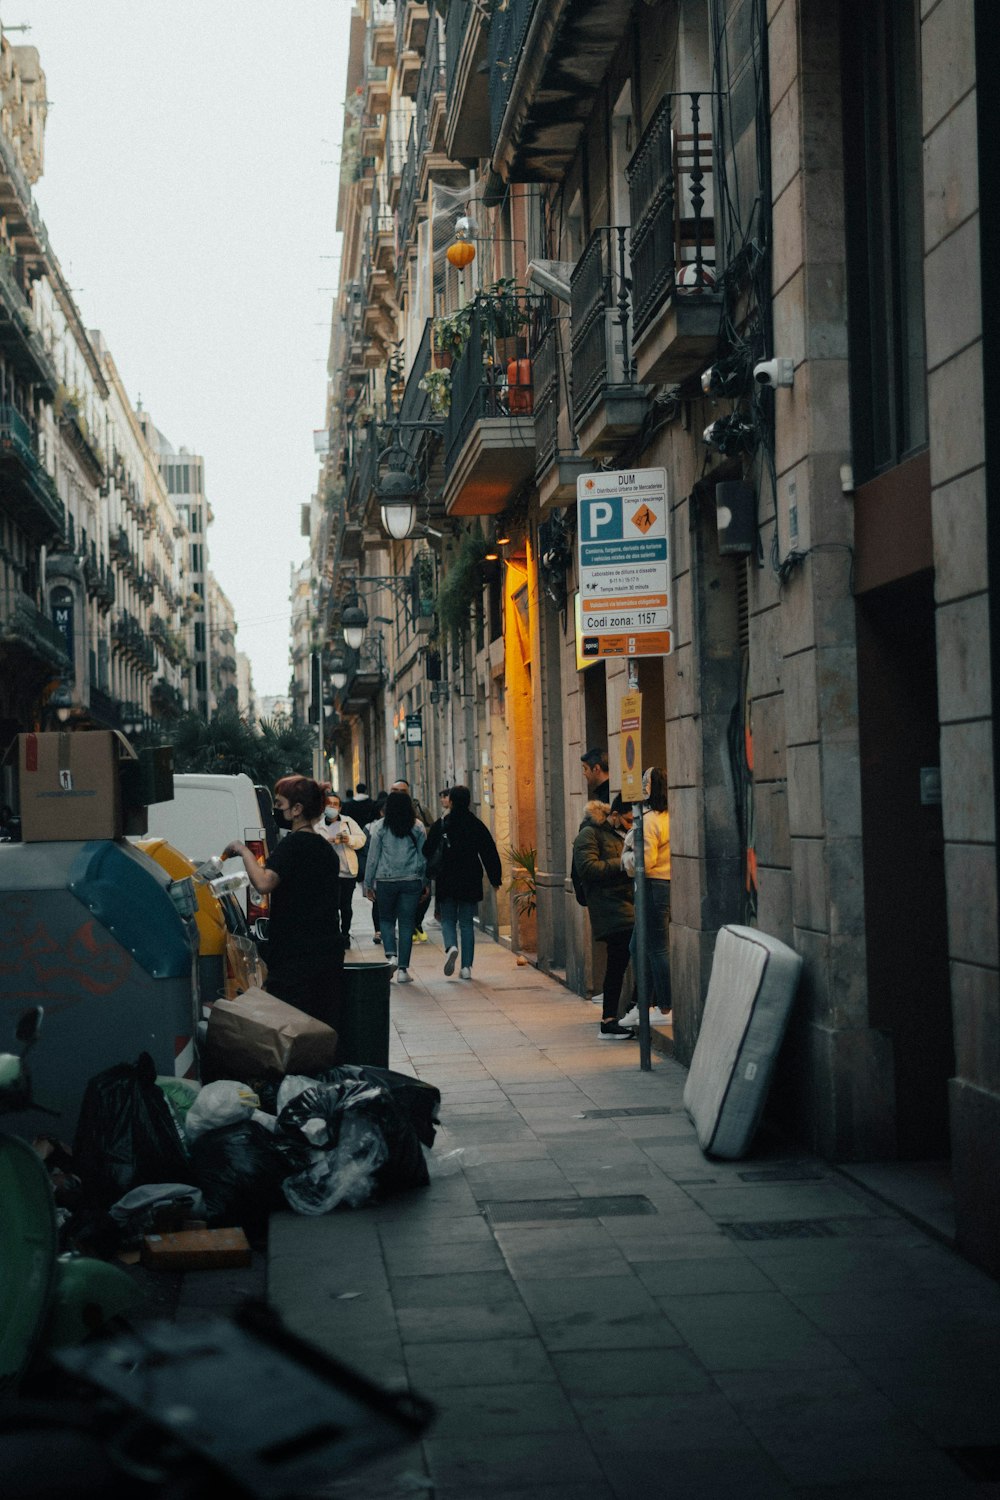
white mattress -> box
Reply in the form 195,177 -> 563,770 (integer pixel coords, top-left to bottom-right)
683,924 -> 803,1159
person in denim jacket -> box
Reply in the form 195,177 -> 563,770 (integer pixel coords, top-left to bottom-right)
363,789 -> 427,983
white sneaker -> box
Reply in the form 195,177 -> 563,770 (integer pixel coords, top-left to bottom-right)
459,967 -> 472,980
385,956 -> 397,976
618,1006 -> 640,1028
653,1008 -> 673,1025
443,946 -> 459,976
396,968 -> 413,984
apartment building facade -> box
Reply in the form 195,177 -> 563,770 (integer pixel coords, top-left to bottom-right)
315,0 -> 997,1272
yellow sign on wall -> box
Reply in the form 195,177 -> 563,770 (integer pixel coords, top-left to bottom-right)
620,691 -> 643,802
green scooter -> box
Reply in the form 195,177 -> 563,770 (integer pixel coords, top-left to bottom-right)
0,1008 -> 141,1393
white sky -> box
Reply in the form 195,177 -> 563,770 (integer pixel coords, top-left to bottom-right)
17,0 -> 351,696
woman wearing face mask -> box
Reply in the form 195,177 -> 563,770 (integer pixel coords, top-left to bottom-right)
317,791 -> 366,946
622,767 -> 671,1024
222,775 -> 343,1026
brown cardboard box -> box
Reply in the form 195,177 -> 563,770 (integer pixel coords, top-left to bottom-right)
15,730 -> 135,842
205,986 -> 339,1077
141,1227 -> 252,1270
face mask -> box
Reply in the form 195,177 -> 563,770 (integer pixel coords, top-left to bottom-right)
275,807 -> 292,830
325,809 -> 340,823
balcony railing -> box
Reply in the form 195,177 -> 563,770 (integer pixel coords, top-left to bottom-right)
0,587 -> 71,669
532,315 -> 560,480
0,402 -> 65,541
396,119 -> 419,260
488,0 -> 538,154
0,253 -> 59,395
445,0 -> 471,99
444,293 -> 545,474
570,226 -> 634,419
414,12 -> 446,152
627,92 -> 716,341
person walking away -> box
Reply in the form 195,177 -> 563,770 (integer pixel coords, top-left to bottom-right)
222,775 -> 343,1028
390,779 -> 433,941
316,791 -> 366,946
425,785 -> 502,979
360,791 -> 388,944
363,789 -> 427,983
344,782 -> 378,828
572,798 -> 636,1038
622,767 -> 672,1024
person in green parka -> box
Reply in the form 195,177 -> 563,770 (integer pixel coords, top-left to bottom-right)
572,797 -> 637,1039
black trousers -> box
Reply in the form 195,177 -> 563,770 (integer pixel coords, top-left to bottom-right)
601,928 -> 633,1021
338,878 -> 355,936
266,945 -> 344,1031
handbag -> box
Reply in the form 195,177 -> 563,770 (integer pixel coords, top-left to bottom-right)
425,826 -> 448,882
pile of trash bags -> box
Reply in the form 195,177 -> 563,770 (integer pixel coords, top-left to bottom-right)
53,1051 -> 441,1254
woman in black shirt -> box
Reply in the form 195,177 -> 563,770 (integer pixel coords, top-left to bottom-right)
223,774 -> 342,1026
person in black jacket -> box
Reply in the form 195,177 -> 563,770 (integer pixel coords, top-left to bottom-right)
424,785 -> 502,979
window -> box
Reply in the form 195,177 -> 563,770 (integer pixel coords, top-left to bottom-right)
843,0 -> 928,482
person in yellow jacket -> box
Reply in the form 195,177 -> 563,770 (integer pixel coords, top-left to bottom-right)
622,766 -> 671,1022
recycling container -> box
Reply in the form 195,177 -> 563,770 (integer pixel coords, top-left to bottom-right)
336,961 -> 393,1067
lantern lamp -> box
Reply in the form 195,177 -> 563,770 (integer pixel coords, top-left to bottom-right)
447,239 -> 476,270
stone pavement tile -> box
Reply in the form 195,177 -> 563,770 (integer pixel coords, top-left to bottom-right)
640,1254 -> 777,1296
791,1287 -> 1000,1364
494,1222 -> 632,1281
740,1235 -> 974,1295
423,1380 -> 580,1439
855,1354 -> 1000,1447
661,1290 -> 852,1372
375,1213 -> 492,1248
569,1390 -> 757,1451
398,1300 -> 537,1344
422,1429 -> 610,1496
714,1365 -> 976,1491
679,1180 -> 884,1223
456,1143 -> 553,1166
443,1100 -> 524,1117
599,1213 -> 737,1262
516,1274 -> 683,1352
786,1481 -> 978,1499
597,1442 -> 797,1500
441,1118 -> 542,1144
383,1236 -> 508,1278
463,1159 -> 579,1201
404,1334 -> 557,1388
503,1079 -> 592,1097
313,1447 -> 430,1500
551,1344 -> 713,1396
390,1271 -> 524,1309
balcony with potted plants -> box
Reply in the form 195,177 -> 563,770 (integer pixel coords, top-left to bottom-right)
570,225 -> 650,457
626,92 -> 720,386
0,401 -> 65,542
444,0 -> 491,166
441,284 -> 545,518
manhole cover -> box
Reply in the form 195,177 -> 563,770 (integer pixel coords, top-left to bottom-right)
581,1107 -> 674,1119
737,1167 -> 827,1183
482,1195 -> 657,1226
721,1219 -> 840,1241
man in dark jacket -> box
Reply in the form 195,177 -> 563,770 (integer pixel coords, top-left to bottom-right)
343,782 -> 379,828
572,797 -> 636,1038
581,747 -> 611,805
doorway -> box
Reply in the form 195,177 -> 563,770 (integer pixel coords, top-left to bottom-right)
856,571 -> 953,1159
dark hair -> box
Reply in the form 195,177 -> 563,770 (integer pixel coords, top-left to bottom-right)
581,747 -> 608,771
345,786 -> 355,798
355,782 -> 366,794
448,784 -> 471,815
274,775 -> 325,822
384,789 -> 416,838
610,794 -> 629,815
645,767 -> 668,813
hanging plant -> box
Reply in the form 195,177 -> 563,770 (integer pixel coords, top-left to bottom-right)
435,530 -> 488,637
418,366 -> 452,416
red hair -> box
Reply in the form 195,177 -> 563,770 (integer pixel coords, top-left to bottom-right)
274,775 -> 325,822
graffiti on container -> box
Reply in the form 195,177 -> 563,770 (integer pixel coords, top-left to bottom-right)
0,901 -> 132,1004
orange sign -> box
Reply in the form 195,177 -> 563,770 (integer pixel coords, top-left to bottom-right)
620,691 -> 643,802
592,631 -> 672,658
632,504 -> 656,534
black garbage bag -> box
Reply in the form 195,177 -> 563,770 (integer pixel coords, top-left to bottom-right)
316,1065 -> 441,1148
190,1120 -> 307,1230
73,1053 -> 192,1209
278,1080 -> 428,1198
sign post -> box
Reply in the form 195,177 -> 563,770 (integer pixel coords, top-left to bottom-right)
578,468 -> 672,1071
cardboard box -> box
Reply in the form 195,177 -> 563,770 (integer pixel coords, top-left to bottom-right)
14,730 -> 135,842
205,986 -> 339,1077
141,1226 -> 252,1270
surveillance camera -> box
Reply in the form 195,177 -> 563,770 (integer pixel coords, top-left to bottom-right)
753,357 -> 794,389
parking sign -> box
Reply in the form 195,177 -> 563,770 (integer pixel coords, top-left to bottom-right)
577,468 -> 671,659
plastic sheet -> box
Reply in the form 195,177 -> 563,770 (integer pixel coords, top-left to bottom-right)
73,1053 -> 191,1209
277,1078 -> 429,1199
185,1080 -> 261,1142
282,1116 -> 388,1215
316,1065 -> 441,1148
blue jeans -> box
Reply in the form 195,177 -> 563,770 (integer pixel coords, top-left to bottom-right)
377,878 -> 423,968
630,878 -> 671,1011
440,897 -> 476,968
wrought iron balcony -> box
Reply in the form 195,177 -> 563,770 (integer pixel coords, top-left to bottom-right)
415,12 -> 447,159
570,226 -> 649,456
0,402 -> 65,543
442,293 -> 546,517
626,92 -> 720,384
0,586 -> 71,672
488,0 -> 537,156
87,683 -> 123,731
0,253 -> 58,397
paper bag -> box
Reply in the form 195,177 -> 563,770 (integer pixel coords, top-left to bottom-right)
205,986 -> 339,1077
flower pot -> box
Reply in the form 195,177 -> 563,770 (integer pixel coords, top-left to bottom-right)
495,335 -> 527,366
506,357 -> 533,415
431,350 -> 452,370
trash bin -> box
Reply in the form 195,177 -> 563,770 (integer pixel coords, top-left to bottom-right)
337,962 -> 392,1067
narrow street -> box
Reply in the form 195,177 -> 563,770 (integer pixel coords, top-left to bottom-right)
268,908 -> 1000,1499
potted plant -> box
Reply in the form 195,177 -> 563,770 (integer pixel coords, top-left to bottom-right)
418,365 -> 452,416
480,277 -> 529,362
433,305 -> 473,366
507,845 -> 537,918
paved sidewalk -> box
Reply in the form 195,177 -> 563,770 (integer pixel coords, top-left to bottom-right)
268,917 -> 1000,1498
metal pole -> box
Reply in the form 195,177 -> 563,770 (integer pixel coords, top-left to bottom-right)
628,660 -> 652,1071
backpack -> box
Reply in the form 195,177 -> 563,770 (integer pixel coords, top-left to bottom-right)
570,847 -> 587,907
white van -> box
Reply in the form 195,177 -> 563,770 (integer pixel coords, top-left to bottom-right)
142,773 -> 278,942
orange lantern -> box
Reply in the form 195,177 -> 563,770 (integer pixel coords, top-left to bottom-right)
447,239 -> 476,270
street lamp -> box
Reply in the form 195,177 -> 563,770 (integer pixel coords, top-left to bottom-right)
377,455 -> 419,542
49,681 -> 74,724
341,595 -> 369,650
328,651 -> 349,690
